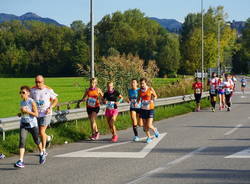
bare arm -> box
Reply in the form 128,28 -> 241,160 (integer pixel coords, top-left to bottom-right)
151,87 -> 157,100
82,90 -> 88,101
21,101 -> 38,117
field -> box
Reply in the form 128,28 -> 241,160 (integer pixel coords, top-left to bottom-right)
0,77 -> 181,118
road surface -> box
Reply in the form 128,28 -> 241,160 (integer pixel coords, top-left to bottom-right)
1,82 -> 250,184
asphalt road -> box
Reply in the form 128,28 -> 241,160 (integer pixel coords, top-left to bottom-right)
1,82 -> 250,184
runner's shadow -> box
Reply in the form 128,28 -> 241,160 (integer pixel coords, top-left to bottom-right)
187,125 -> 250,129
151,169 -> 250,181
232,102 -> 250,104
0,167 -> 17,171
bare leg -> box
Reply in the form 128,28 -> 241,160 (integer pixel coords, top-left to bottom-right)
39,125 -> 48,151
19,148 -> 25,161
89,112 -> 98,134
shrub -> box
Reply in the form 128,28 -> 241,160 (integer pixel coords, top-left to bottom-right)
96,54 -> 159,97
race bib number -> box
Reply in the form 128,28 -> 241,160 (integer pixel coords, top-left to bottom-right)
130,99 -> 138,108
106,101 -> 115,110
225,89 -> 231,95
87,97 -> 97,107
195,88 -> 201,94
36,100 -> 45,108
141,100 -> 151,110
210,89 -> 216,95
243,83 -> 246,86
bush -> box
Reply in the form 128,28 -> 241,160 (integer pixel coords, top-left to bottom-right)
96,54 -> 159,97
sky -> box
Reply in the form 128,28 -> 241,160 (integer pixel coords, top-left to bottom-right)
1,0 -> 250,26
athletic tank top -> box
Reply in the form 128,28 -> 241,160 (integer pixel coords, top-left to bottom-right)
139,88 -> 154,110
86,88 -> 100,108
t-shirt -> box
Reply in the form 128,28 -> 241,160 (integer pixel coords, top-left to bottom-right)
20,98 -> 38,128
209,77 -> 219,90
128,88 -> 141,109
30,86 -> 58,117
223,80 -> 234,95
241,79 -> 247,86
103,90 -> 120,109
192,82 -> 202,94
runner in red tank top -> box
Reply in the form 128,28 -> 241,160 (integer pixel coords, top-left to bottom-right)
192,77 -> 203,112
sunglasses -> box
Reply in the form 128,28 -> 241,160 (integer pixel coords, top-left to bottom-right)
35,81 -> 43,84
19,91 -> 26,94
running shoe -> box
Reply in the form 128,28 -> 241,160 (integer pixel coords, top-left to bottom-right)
95,132 -> 100,140
89,134 -> 96,140
111,135 -> 118,143
0,153 -> 5,159
43,151 -> 48,156
212,108 -> 215,112
133,136 -> 140,142
14,160 -> 24,168
227,107 -> 231,111
146,137 -> 153,143
45,135 -> 53,148
154,129 -> 160,138
39,153 -> 46,164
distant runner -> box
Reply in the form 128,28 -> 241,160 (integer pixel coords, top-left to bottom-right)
128,79 -> 143,141
192,77 -> 203,112
82,78 -> 103,140
15,86 -> 45,168
208,72 -> 219,112
103,82 -> 123,142
138,78 -> 159,143
241,77 -> 247,95
223,74 -> 234,111
218,76 -> 225,111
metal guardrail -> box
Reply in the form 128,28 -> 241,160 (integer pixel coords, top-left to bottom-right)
0,92 -> 209,141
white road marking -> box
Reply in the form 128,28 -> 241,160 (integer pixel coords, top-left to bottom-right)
55,133 -> 167,158
224,124 -> 242,136
225,148 -> 250,158
126,147 -> 207,184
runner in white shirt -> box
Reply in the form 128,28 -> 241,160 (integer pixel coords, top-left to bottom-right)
30,75 -> 58,155
223,74 -> 234,111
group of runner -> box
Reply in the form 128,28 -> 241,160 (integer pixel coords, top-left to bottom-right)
16,75 -> 58,168
16,76 -> 160,168
192,73 -> 247,112
82,77 -> 159,143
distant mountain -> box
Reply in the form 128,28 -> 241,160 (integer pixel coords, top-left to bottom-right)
149,17 -> 182,34
0,12 -> 63,26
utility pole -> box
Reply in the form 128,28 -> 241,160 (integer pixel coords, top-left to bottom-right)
201,0 -> 204,85
90,0 -> 95,78
217,20 -> 221,76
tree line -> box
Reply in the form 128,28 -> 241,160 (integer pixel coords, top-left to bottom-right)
0,7 -> 240,77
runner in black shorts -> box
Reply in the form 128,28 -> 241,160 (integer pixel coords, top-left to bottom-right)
82,78 -> 103,140
192,77 -> 203,112
128,79 -> 143,141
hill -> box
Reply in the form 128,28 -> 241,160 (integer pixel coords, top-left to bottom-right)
0,12 -> 63,26
149,17 -> 182,34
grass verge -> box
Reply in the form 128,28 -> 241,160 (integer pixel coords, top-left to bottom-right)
0,98 -> 210,157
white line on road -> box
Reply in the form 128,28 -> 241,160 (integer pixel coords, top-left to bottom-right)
225,148 -> 250,158
126,147 -> 207,184
224,124 -> 243,136
55,133 -> 167,158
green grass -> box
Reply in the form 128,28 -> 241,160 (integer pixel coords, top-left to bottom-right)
0,98 -> 210,157
0,77 -> 88,118
0,77 -> 182,118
